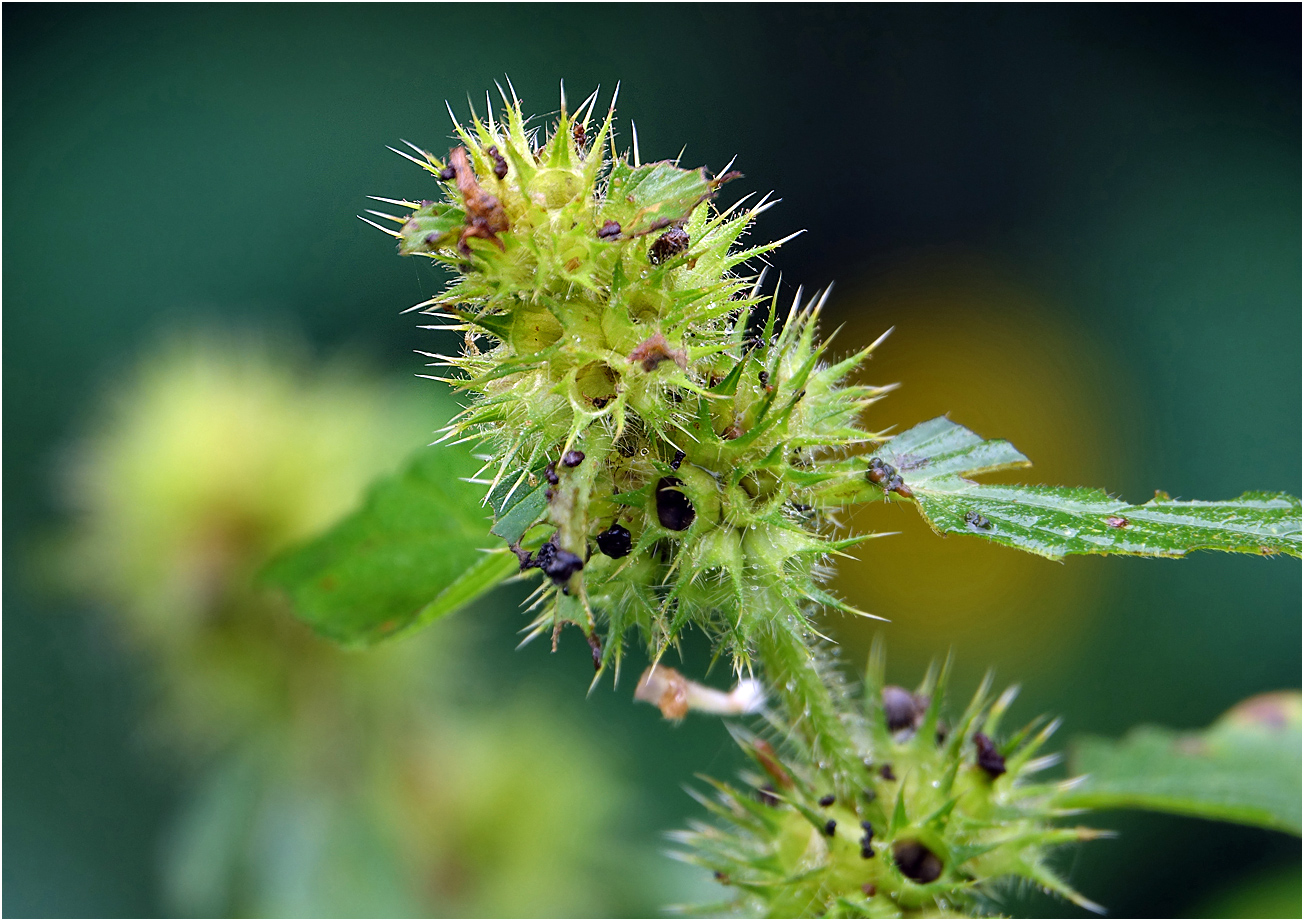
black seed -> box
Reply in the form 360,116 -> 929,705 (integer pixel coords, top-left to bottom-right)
882,685 -> 921,731
973,732 -> 1007,778
562,450 -> 585,467
879,764 -> 896,781
861,844 -> 876,859
544,461 -> 559,485
670,449 -> 685,470
541,548 -> 584,586
597,219 -> 622,240
544,487 -> 555,502
758,369 -> 769,386
818,794 -> 835,807
648,225 -> 690,265
823,819 -> 837,836
655,477 -> 696,531
893,840 -> 943,884
486,145 -> 508,179
438,165 -> 456,181
596,523 -> 633,559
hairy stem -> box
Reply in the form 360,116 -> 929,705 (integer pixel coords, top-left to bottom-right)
753,596 -> 865,790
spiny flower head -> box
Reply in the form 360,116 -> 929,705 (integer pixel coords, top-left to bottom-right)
372,85 -> 895,676
671,646 -> 1106,918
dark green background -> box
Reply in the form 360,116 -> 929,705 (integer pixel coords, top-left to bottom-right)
6,4 -> 1299,917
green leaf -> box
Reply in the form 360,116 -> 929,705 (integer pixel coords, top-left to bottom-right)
869,417 -> 1302,560
1060,692 -> 1302,835
262,444 -> 509,646
489,481 -> 549,545
604,161 -> 720,236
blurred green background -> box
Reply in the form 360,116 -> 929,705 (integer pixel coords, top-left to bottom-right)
5,5 -> 1299,917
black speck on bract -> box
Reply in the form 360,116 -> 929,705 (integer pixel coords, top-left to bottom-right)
486,145 -> 508,180
973,732 -> 1007,778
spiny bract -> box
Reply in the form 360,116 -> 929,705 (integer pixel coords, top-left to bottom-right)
372,86 -> 897,676
671,646 -> 1106,919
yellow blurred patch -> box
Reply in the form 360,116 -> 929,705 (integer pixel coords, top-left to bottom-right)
821,253 -> 1135,677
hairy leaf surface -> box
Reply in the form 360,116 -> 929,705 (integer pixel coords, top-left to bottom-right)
1061,692 -> 1302,835
862,417 -> 1302,559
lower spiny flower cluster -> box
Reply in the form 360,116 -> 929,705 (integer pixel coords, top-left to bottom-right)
671,649 -> 1105,918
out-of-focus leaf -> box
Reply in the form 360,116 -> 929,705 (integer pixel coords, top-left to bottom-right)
1060,692 -> 1302,835
262,444 -> 508,646
409,548 -> 520,634
1186,863 -> 1302,918
864,417 -> 1302,560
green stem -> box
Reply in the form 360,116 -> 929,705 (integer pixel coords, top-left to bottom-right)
753,596 -> 865,790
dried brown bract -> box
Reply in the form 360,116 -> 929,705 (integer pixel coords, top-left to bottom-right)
448,146 -> 509,255
628,331 -> 687,372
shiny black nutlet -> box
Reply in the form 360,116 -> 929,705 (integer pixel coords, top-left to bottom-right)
596,523 -> 633,559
